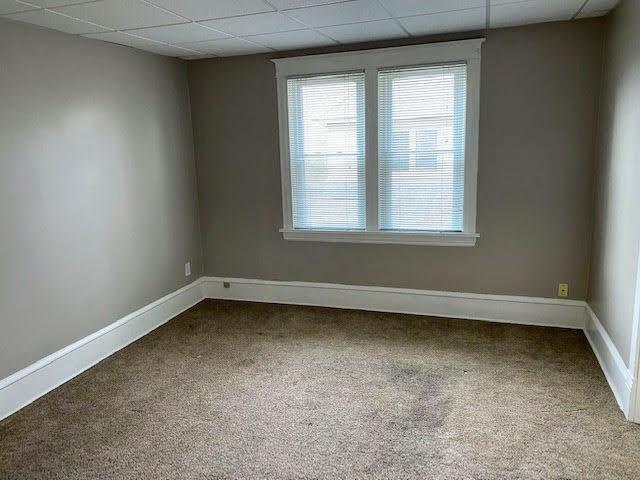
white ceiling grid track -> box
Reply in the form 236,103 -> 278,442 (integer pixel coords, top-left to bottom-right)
0,0 -> 619,59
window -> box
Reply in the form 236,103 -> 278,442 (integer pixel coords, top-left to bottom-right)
378,64 -> 466,232
274,40 -> 483,246
287,73 -> 365,230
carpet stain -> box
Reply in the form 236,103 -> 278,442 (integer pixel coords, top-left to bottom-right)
238,358 -> 256,367
388,365 -> 451,430
1,299 -> 639,480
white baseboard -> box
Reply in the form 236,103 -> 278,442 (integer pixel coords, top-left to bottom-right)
201,277 -> 586,329
584,305 -> 634,415
5,275 -> 632,424
0,279 -> 205,421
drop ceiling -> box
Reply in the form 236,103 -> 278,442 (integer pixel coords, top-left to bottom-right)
0,0 -> 618,59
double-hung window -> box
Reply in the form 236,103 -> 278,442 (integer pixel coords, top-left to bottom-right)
287,72 -> 366,230
274,40 -> 483,246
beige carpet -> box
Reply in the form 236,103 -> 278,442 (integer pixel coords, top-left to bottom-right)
1,300 -> 639,479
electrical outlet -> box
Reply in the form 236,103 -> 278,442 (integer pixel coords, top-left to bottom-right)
558,283 -> 568,298
184,262 -> 191,277
223,281 -> 230,289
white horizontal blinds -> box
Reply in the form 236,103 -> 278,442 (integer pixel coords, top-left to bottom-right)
378,63 -> 467,231
287,72 -> 366,230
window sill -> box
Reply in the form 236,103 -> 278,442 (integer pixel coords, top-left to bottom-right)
280,229 -> 479,247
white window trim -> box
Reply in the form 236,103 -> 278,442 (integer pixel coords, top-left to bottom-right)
273,38 -> 484,247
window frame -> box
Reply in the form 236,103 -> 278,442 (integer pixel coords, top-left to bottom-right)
273,39 -> 484,247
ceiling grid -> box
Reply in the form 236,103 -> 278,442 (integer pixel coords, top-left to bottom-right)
0,0 -> 619,58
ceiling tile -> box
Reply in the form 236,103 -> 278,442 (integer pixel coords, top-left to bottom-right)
125,23 -> 229,44
180,53 -> 218,60
85,31 -> 203,56
6,9 -> 111,34
244,29 -> 336,49
319,19 -> 407,43
53,0 -> 186,30
146,0 -> 274,21
285,0 -> 389,27
268,0 -> 347,9
21,0 -> 95,7
379,0 -> 485,17
200,11 -> 305,36
0,1 -> 38,15
138,43 -> 201,56
83,30 -> 171,48
576,9 -> 609,18
180,37 -> 271,56
398,8 -> 486,35
490,0 -> 583,28
580,0 -> 618,14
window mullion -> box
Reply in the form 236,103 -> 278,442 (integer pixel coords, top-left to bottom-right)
365,67 -> 379,232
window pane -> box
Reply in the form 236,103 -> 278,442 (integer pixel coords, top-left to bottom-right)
378,64 -> 467,231
287,72 -> 365,230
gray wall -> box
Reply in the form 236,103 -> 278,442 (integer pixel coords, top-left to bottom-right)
188,20 -> 603,300
0,20 -> 202,379
588,0 -> 640,366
